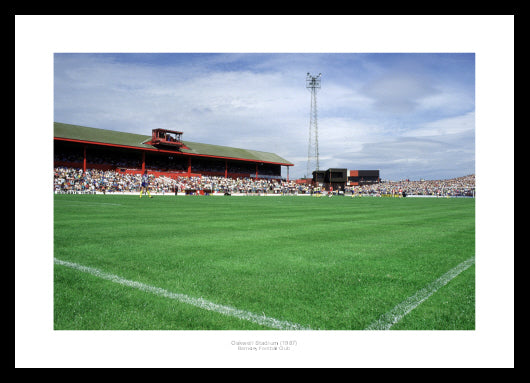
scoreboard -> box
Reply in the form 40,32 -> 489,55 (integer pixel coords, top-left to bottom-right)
348,170 -> 380,185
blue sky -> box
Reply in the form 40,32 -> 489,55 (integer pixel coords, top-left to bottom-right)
54,52 -> 475,181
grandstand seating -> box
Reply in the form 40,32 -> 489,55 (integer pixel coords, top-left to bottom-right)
54,165 -> 475,197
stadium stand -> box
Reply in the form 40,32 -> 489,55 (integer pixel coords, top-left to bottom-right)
54,122 -> 293,181
346,175 -> 476,197
54,166 -> 474,197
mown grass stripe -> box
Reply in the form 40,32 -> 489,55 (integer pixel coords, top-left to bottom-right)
54,258 -> 312,331
365,257 -> 475,330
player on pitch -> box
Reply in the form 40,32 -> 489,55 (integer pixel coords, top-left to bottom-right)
139,170 -> 152,198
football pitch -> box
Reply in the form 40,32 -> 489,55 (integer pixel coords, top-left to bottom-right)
54,194 -> 475,330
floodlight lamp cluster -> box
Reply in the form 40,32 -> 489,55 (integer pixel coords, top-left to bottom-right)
306,72 -> 322,89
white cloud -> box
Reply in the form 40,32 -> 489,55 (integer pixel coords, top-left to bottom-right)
361,72 -> 438,114
404,111 -> 475,138
417,86 -> 475,115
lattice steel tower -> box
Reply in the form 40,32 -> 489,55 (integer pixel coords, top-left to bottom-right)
306,72 -> 321,179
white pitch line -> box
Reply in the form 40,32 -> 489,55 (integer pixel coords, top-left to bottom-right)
365,257 -> 475,330
54,258 -> 311,331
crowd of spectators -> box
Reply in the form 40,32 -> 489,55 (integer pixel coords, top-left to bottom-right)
54,166 -> 475,197
54,149 -> 282,178
53,167 -> 304,195
346,174 -> 476,197
54,167 -> 152,194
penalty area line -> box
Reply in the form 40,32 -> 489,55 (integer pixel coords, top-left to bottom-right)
54,258 -> 311,331
365,256 -> 475,330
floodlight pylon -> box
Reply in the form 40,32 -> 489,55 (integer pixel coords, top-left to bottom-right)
306,73 -> 321,179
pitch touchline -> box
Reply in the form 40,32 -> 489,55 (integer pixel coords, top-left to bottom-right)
365,256 -> 475,330
54,258 -> 311,331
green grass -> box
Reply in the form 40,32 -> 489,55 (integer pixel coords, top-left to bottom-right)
54,194 -> 475,330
